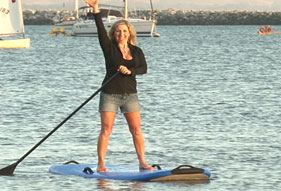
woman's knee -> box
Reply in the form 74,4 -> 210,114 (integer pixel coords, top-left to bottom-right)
100,124 -> 113,137
129,126 -> 143,137
100,112 -> 116,137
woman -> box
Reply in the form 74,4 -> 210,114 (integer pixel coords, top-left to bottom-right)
85,0 -> 154,172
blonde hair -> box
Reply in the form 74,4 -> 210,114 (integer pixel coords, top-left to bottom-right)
108,20 -> 137,45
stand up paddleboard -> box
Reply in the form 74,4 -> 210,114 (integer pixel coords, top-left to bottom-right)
49,161 -> 211,183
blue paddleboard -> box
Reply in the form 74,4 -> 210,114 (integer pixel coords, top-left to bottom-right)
49,161 -> 211,182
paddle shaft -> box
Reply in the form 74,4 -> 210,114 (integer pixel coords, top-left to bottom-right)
0,72 -> 119,176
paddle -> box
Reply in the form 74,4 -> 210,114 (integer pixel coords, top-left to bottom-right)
0,72 -> 119,176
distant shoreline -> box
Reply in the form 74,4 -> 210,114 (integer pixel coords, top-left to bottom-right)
23,9 -> 281,25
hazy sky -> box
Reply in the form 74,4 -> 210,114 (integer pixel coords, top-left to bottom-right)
22,0 -> 281,11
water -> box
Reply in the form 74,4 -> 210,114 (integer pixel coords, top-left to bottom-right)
1,25 -> 281,190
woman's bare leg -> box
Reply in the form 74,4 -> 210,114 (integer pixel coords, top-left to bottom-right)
97,111 -> 116,172
124,111 -> 154,170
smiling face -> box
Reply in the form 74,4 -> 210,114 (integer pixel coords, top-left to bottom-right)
109,20 -> 137,45
114,24 -> 130,44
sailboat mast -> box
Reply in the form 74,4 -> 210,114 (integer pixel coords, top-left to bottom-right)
150,0 -> 154,19
124,0 -> 128,19
75,0 -> 79,19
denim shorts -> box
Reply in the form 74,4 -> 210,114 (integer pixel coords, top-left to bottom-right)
99,92 -> 141,113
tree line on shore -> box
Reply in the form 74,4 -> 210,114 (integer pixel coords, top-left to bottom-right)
23,9 -> 281,25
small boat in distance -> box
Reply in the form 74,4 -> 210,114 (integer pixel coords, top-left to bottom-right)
54,16 -> 77,29
258,25 -> 281,35
54,0 -> 80,29
0,0 -> 30,48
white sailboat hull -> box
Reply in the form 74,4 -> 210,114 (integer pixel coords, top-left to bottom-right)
72,17 -> 156,37
0,38 -> 31,49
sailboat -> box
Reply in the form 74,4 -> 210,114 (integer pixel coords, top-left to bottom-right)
54,0 -> 80,29
0,0 -> 30,49
72,0 -> 156,37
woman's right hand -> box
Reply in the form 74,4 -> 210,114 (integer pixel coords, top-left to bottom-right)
118,65 -> 132,75
84,0 -> 99,13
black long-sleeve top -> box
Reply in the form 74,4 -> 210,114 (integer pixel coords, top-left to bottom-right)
94,12 -> 147,94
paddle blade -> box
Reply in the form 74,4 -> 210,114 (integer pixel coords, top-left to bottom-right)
0,163 -> 17,176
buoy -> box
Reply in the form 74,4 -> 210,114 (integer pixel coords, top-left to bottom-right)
60,28 -> 66,34
49,27 -> 72,37
49,27 -> 60,37
53,28 -> 58,33
60,28 -> 72,36
153,33 -> 160,37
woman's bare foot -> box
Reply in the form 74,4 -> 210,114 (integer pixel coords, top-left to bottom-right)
97,165 -> 108,173
139,163 -> 155,171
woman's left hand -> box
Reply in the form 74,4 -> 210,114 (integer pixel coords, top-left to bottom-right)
118,65 -> 132,75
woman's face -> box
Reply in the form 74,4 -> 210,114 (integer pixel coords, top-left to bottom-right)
114,24 -> 130,44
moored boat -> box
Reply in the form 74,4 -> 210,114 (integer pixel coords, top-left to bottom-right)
0,0 -> 30,49
54,0 -> 80,29
54,16 -> 77,29
72,0 -> 157,37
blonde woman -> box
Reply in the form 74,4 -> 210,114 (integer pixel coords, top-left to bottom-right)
85,0 -> 154,172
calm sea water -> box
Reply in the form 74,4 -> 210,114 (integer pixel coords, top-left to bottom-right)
1,25 -> 281,190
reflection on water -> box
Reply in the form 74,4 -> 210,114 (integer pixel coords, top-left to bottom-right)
97,179 -> 145,191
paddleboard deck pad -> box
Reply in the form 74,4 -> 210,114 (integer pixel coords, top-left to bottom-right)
49,161 -> 211,182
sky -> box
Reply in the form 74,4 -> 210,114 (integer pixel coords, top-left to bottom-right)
22,0 -> 281,11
